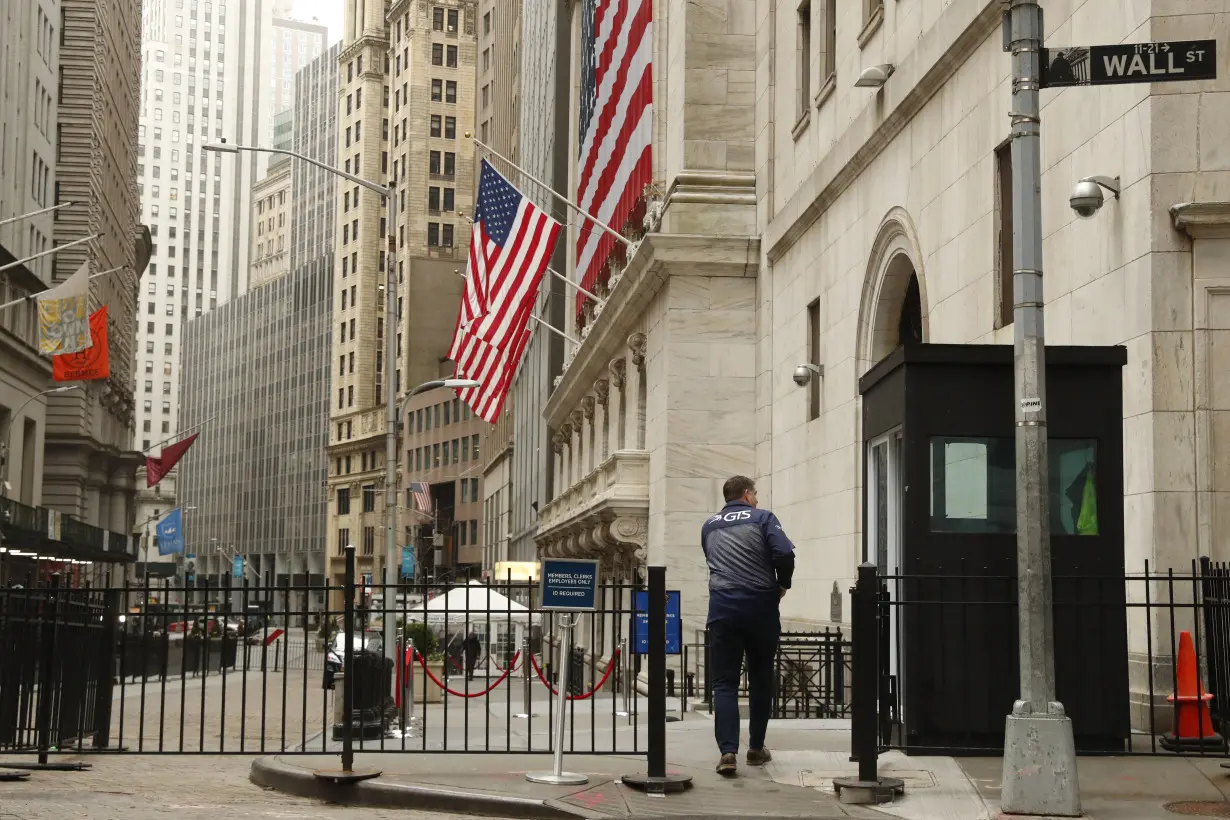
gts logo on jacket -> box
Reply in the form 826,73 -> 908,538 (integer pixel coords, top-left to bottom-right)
700,501 -> 796,600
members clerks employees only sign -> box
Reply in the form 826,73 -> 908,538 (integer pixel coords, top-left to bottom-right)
539,558 -> 600,612
1042,40 -> 1217,89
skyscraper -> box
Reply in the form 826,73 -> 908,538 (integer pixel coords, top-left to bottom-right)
325,0 -> 478,586
290,41 -> 341,272
132,0 -> 279,536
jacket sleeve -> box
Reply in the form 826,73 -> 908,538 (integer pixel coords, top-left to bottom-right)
763,512 -> 796,589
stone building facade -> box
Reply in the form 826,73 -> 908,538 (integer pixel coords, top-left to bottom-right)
533,0 -> 1230,669
249,159 -> 292,287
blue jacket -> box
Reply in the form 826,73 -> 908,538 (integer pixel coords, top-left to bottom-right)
700,501 -> 796,624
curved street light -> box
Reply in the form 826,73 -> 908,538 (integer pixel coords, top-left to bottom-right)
0,385 -> 81,497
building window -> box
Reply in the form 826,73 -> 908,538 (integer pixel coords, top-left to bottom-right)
433,7 -> 444,30
995,141 -> 1014,329
338,528 -> 350,551
807,298 -> 822,421
445,81 -> 456,104
797,0 -> 811,122
446,45 -> 457,68
432,43 -> 443,65
430,115 -> 441,137
362,484 -> 376,512
428,187 -> 440,212
444,117 -> 456,139
429,150 -> 441,174
428,223 -> 440,246
443,188 -> 454,211
470,520 -> 477,545
444,152 -> 455,175
337,487 -> 351,514
361,526 -> 375,555
431,79 -> 443,101
442,224 -> 454,247
448,8 -> 458,31
822,0 -> 837,86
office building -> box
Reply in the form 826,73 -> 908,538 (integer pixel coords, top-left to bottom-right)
290,41 -> 341,271
326,0 -> 478,587
266,16 -> 326,154
249,159 -> 291,286
131,0 -> 282,541
178,255 -> 332,605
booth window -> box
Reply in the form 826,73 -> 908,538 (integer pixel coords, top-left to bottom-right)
929,436 -> 1099,536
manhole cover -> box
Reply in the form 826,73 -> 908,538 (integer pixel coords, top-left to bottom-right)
1165,801 -> 1230,817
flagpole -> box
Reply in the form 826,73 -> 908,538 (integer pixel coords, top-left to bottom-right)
0,266 -> 129,313
455,264 -> 607,306
142,414 -> 218,454
529,314 -> 580,346
0,202 -> 80,227
467,134 -> 633,250
0,233 -> 102,274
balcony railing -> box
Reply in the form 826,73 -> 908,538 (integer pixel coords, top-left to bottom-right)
0,496 -> 136,560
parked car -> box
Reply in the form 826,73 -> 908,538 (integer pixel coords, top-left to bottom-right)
324,630 -> 383,677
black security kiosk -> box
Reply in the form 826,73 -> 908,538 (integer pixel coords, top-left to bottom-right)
859,344 -> 1128,754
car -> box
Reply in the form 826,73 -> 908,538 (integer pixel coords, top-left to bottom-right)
324,630 -> 384,675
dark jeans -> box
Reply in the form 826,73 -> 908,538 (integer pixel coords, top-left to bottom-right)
709,614 -> 780,755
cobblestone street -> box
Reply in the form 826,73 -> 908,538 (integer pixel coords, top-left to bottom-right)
0,755 -> 467,820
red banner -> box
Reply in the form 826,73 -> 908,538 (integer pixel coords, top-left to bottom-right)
146,433 -> 199,487
52,306 -> 110,381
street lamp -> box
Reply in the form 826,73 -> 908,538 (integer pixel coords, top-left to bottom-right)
383,378 -> 479,661
1,385 -> 81,497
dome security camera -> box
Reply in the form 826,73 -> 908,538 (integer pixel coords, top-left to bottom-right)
1069,175 -> 1120,219
793,363 -> 823,387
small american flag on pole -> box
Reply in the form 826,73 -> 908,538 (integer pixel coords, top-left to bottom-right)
449,160 -> 560,422
409,482 -> 434,516
574,0 -> 653,317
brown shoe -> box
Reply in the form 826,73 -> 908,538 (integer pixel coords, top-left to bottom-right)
746,747 -> 772,766
716,753 -> 738,776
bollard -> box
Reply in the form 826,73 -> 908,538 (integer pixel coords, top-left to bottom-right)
515,635 -> 536,719
621,567 -> 692,795
341,547 -> 356,772
832,563 -> 903,804
616,637 -> 630,717
399,639 -> 414,733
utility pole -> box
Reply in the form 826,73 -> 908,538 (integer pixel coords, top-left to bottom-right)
383,157 -> 400,670
1001,2 -> 1080,816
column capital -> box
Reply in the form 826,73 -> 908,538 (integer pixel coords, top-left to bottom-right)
582,395 -> 596,420
609,356 -> 626,388
593,378 -> 610,406
627,333 -> 647,366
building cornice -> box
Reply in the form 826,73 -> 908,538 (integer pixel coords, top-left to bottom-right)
1170,202 -> 1230,239
543,232 -> 760,428
764,0 -> 1002,263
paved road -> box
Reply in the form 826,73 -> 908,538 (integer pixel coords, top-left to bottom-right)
0,755 -> 470,820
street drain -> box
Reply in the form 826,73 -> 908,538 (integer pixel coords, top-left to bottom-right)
1165,801 -> 1230,817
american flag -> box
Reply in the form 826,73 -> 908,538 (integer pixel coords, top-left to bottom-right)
409,482 -> 434,516
449,160 -> 560,422
575,0 -> 653,316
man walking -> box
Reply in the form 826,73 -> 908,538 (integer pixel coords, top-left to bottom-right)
701,475 -> 796,776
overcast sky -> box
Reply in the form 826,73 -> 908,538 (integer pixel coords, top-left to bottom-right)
292,0 -> 345,45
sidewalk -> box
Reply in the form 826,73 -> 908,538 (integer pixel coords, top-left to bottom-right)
253,715 -> 1230,819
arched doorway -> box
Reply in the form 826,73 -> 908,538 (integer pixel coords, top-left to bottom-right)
856,210 -> 929,375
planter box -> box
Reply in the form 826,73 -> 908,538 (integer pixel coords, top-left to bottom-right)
407,660 -> 446,704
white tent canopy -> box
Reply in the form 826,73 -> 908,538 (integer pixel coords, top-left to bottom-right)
414,580 -> 536,624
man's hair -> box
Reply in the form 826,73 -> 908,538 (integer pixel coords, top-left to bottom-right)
723,475 -> 755,503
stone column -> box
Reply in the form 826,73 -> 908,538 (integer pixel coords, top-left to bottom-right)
608,358 -> 626,452
570,410 -> 585,486
627,334 -> 647,450
582,396 -> 596,475
559,423 -> 573,496
593,379 -> 610,466
551,432 -> 565,500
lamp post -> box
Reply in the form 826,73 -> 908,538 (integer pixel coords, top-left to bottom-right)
1,385 -> 81,498
383,378 -> 478,662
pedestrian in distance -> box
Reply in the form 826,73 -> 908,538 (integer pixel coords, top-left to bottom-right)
463,629 -> 482,681
701,475 -> 796,777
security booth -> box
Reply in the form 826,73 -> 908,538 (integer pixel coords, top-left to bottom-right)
860,344 -> 1127,753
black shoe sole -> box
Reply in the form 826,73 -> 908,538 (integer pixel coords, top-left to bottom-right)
717,766 -> 737,777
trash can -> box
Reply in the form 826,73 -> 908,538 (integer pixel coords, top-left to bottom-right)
331,650 -> 391,741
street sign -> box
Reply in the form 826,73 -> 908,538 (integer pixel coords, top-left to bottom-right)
538,558 -> 599,611
1041,40 -> 1216,89
401,545 -> 415,579
633,590 -> 681,655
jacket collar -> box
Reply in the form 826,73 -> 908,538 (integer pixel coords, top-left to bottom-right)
722,501 -> 754,512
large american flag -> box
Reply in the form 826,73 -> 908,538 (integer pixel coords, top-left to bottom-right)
449,160 -> 561,422
575,0 -> 653,316
409,482 -> 434,516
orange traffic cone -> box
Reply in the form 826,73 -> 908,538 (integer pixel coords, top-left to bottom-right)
1161,630 -> 1225,751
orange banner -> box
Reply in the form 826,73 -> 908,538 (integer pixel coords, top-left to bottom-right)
52,305 -> 110,381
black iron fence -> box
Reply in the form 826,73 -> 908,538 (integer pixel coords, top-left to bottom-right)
851,561 -> 1230,759
0,553 -> 644,758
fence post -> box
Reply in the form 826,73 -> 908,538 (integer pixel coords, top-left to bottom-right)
36,573 -> 62,765
92,588 -> 119,749
515,635 -> 535,719
833,563 -> 903,804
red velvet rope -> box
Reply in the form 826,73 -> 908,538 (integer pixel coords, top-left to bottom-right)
490,653 -> 520,673
528,648 -> 620,701
414,649 -> 520,698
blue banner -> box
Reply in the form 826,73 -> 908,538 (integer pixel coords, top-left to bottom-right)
156,507 -> 184,555
633,590 -> 682,655
232,555 -> 244,578
539,558 -> 600,611
401,546 -> 415,579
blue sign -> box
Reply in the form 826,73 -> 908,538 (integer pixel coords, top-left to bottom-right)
232,555 -> 244,578
156,507 -> 185,556
633,590 -> 682,655
539,558 -> 600,611
401,546 -> 415,579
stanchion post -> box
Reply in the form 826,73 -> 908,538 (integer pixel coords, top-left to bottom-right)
36,573 -> 62,765
400,639 -> 412,732
616,637 -> 630,717
526,618 -> 586,784
833,563 -> 903,804
515,635 -> 535,719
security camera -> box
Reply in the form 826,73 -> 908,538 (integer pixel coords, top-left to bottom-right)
1069,175 -> 1120,219
793,363 -> 823,387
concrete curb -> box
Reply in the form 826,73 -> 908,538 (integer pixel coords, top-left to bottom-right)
250,756 -> 595,819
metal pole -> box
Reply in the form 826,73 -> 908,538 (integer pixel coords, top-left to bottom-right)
340,545 -> 356,771
616,637 -> 630,717
400,638 -> 413,732
515,635 -> 533,719
526,618 -> 586,785
646,566 -> 666,787
382,134 -> 399,679
1000,2 -> 1079,816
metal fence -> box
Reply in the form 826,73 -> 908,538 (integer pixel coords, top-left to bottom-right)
0,556 -> 644,758
860,561 -> 1230,758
